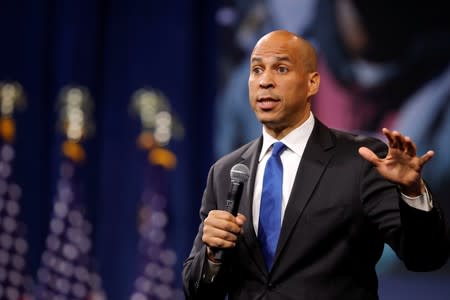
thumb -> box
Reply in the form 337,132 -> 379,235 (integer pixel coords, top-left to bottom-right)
419,150 -> 434,166
358,147 -> 380,166
236,213 -> 247,225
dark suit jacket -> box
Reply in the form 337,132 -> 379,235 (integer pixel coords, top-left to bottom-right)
183,119 -> 449,300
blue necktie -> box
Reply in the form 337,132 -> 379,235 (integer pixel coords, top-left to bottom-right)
258,142 -> 286,270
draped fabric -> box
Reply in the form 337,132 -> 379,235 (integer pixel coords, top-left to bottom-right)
0,1 -> 217,299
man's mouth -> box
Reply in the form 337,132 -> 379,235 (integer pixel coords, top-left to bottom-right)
257,97 -> 280,110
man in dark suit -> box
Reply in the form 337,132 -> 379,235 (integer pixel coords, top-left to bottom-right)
183,30 -> 449,300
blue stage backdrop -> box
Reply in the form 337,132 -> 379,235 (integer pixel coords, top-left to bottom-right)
0,1 -> 449,300
0,0 -> 217,299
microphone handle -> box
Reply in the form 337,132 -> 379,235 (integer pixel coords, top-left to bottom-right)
224,181 -> 243,215
212,181 -> 244,262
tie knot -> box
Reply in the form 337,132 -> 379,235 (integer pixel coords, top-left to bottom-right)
271,142 -> 286,157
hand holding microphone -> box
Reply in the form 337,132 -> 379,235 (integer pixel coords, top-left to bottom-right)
202,164 -> 250,263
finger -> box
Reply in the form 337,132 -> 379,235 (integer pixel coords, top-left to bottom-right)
204,217 -> 242,234
387,131 -> 405,151
203,225 -> 239,242
205,211 -> 243,233
403,136 -> 416,157
236,214 -> 247,234
358,147 -> 381,166
206,210 -> 240,229
236,213 -> 247,226
392,131 -> 405,151
419,150 -> 435,166
209,210 -> 235,221
382,128 -> 395,146
202,236 -> 236,249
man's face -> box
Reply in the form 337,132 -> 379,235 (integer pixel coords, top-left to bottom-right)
248,33 -> 318,138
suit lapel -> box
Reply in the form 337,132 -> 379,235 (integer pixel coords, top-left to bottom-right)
273,120 -> 336,267
238,137 -> 268,276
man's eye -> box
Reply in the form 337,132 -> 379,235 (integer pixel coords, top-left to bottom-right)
278,66 -> 288,73
253,67 -> 263,74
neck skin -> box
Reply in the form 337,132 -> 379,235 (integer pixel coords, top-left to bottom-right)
263,104 -> 311,140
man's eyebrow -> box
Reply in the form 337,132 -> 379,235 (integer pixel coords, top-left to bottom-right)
251,57 -> 263,63
274,56 -> 291,62
250,56 -> 292,63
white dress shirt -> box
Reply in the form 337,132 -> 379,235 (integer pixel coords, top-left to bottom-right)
252,113 -> 315,233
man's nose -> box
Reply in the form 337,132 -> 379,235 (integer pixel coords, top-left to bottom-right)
259,71 -> 275,88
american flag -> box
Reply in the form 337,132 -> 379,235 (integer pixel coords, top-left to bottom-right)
0,81 -> 34,300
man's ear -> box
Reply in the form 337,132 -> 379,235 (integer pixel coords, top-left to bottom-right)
307,72 -> 320,97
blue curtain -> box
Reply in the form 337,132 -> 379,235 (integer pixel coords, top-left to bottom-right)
0,0 -> 217,298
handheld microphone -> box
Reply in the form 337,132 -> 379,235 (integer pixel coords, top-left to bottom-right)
213,163 -> 250,262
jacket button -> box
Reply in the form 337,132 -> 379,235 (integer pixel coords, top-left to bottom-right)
267,282 -> 274,290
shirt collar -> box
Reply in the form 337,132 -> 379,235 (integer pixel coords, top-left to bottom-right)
259,112 -> 315,161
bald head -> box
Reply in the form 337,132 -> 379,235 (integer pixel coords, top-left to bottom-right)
252,30 -> 318,73
248,29 -> 321,139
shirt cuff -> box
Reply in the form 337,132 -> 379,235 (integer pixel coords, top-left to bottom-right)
401,185 -> 433,211
202,253 -> 222,283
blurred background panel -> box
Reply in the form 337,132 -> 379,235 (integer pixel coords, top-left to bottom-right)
214,0 -> 450,299
0,0 -> 217,299
0,0 -> 448,299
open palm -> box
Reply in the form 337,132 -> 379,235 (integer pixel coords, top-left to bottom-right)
359,128 -> 434,196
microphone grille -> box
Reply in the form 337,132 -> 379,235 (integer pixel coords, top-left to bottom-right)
230,163 -> 250,183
